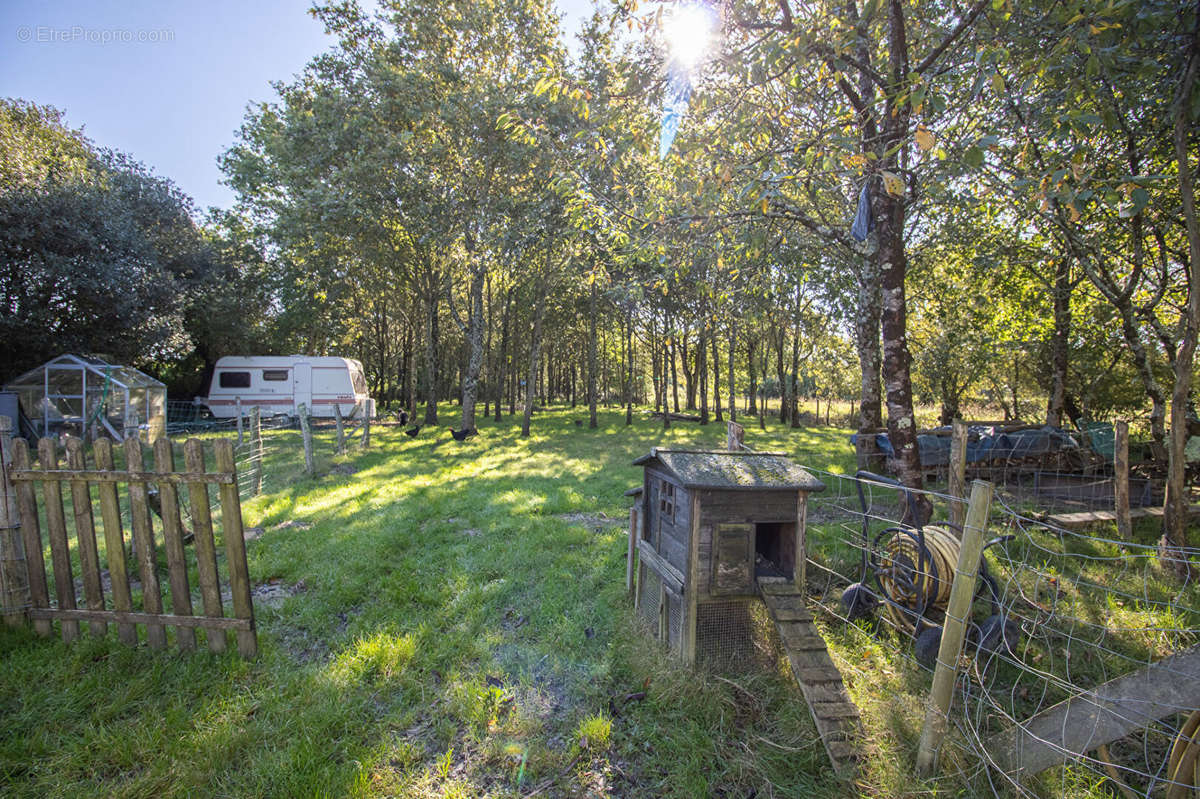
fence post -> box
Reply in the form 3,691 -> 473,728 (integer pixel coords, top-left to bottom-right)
916,479 -> 994,777
1114,420 -> 1131,540
213,439 -> 258,658
333,404 -> 346,455
627,506 -> 639,595
236,398 -> 244,447
250,406 -> 263,496
298,403 -> 315,477
0,416 -> 29,627
360,408 -> 370,449
949,419 -> 968,530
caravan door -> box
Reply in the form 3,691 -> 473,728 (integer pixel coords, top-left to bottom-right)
293,362 -> 312,414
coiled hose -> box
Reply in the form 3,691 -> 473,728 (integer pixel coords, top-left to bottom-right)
874,524 -> 961,635
1168,709 -> 1200,799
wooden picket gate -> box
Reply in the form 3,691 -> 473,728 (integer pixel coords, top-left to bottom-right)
4,434 -> 256,657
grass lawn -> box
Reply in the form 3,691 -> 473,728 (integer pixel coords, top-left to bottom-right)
4,406 -> 1182,797
0,407 -> 882,798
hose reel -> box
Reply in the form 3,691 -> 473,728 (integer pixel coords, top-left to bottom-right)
1167,709 -> 1200,799
842,471 -> 1014,667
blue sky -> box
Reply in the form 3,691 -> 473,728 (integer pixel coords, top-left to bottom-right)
0,0 -> 597,213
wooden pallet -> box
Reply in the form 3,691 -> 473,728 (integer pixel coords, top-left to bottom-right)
1042,504 -> 1200,531
760,582 -> 862,776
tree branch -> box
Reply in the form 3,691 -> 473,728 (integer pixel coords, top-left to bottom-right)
914,0 -> 990,75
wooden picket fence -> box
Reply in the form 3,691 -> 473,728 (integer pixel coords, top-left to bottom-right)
5,434 -> 256,657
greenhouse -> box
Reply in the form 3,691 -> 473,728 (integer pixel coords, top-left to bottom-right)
4,354 -> 166,442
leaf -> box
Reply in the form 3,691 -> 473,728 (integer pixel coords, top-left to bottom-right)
760,196 -> 769,214
1131,187 -> 1150,209
915,125 -> 935,152
882,171 -> 904,196
963,146 -> 984,168
991,71 -> 1005,96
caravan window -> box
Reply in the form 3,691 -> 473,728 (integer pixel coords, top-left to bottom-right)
263,369 -> 288,381
218,371 -> 251,388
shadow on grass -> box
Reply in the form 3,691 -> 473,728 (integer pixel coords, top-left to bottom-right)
0,406 -> 867,798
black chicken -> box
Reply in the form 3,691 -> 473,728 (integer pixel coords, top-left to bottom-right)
448,426 -> 477,441
405,425 -> 421,438
397,409 -> 409,426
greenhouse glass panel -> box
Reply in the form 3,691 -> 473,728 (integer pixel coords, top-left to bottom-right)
3,354 -> 167,442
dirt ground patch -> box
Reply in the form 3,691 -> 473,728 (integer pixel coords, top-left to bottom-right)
556,512 -> 622,533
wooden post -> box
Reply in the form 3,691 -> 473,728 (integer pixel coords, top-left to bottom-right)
916,479 -> 994,777
683,494 -> 700,666
65,438 -> 106,637
949,420 -> 968,530
39,438 -> 80,642
94,438 -> 137,645
11,440 -> 50,636
726,420 -> 745,451
795,490 -> 808,593
298,403 -> 315,477
214,439 -> 257,657
360,408 -> 370,449
154,439 -> 196,651
250,406 -> 263,496
184,439 -> 226,653
626,507 -> 639,595
333,403 -> 346,455
0,416 -> 29,627
124,436 -> 166,649
236,398 -> 244,447
1114,420 -> 1131,540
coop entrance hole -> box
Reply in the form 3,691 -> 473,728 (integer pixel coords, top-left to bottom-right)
754,521 -> 796,580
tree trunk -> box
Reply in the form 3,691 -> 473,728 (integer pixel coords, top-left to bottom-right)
625,305 -> 634,425
1163,29 -> 1200,566
588,277 -> 598,428
458,265 -> 487,431
855,255 -> 884,470
496,287 -> 511,421
698,325 -> 709,425
522,281 -> 549,437
712,330 -> 723,423
1045,256 -> 1072,428
681,333 -> 696,410
775,327 -> 788,424
423,292 -> 439,425
789,318 -> 801,428
670,326 -> 681,414
747,335 -> 758,416
728,318 -> 737,423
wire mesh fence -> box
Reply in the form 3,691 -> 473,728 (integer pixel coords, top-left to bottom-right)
802,468 -> 1200,797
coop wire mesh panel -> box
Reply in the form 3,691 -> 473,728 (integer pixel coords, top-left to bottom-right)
696,598 -> 784,674
667,592 -> 682,651
637,567 -> 661,629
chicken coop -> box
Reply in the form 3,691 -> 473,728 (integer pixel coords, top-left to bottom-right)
4,354 -> 166,442
630,448 -> 826,669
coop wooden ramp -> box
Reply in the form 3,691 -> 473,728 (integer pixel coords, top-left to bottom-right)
759,582 -> 862,776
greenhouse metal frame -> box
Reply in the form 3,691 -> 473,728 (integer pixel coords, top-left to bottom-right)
5,354 -> 166,441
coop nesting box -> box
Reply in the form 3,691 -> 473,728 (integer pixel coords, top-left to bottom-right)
630,448 -> 825,668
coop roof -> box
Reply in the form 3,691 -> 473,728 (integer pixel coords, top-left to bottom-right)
633,448 -> 825,492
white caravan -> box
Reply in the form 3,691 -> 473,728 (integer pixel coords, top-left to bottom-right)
198,356 -> 374,420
